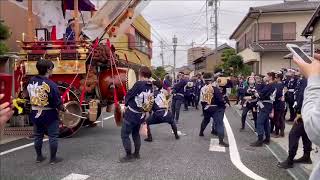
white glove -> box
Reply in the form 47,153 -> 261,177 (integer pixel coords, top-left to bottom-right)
293,101 -> 297,108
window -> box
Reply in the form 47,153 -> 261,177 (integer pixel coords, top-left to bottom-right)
246,26 -> 255,47
271,23 -> 283,40
259,22 -> 296,41
135,32 -> 149,54
259,23 -> 271,40
237,35 -> 246,52
283,22 -> 296,40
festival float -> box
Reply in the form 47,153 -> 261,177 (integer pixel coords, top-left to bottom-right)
9,0 -> 150,137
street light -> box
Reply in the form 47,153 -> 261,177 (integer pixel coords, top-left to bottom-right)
172,35 -> 178,82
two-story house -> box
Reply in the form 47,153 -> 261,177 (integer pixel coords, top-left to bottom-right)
193,43 -> 233,74
229,0 -> 319,75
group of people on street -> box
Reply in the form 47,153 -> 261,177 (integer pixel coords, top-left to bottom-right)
235,68 -> 313,169
1,52 -> 320,180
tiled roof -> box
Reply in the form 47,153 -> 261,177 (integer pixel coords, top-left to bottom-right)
302,4 -> 320,36
250,1 -> 320,13
250,41 -> 307,52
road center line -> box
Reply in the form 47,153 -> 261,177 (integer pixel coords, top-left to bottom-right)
61,173 -> 89,180
0,139 -> 48,156
224,115 -> 267,180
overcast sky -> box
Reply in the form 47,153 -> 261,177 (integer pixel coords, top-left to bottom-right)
140,0 -> 284,67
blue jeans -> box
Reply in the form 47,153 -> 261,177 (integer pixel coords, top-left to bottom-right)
256,110 -> 271,141
33,119 -> 59,160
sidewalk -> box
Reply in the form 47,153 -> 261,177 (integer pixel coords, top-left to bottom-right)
233,105 -> 319,176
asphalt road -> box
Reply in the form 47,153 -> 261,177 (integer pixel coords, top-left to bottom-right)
0,107 -> 294,180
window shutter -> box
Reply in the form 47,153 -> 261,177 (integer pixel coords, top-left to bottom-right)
283,22 -> 296,40
259,23 -> 271,40
265,23 -> 271,40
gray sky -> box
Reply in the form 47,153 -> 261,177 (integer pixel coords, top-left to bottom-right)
140,0 -> 283,67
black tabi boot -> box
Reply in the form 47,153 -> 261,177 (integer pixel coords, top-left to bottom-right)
250,135 -> 264,147
219,137 -> 229,147
49,144 -> 62,165
263,138 -> 270,145
133,151 -> 141,159
144,125 -> 153,142
119,153 -> 134,163
277,157 -> 294,169
172,126 -> 180,140
293,152 -> 312,164
36,156 -> 46,163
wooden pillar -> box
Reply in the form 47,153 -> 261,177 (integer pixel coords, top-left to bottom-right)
27,0 -> 34,41
74,0 -> 80,42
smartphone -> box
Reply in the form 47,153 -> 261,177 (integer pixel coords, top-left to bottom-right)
286,44 -> 313,64
0,73 -> 13,104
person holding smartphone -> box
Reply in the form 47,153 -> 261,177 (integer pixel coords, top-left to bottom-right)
293,53 -> 320,180
0,94 -> 14,128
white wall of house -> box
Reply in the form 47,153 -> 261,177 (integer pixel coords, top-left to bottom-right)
258,11 -> 315,41
260,52 -> 297,75
238,48 -> 260,63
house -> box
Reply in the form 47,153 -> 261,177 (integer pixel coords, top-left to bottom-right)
193,43 -> 233,74
229,0 -> 319,75
187,46 -> 212,65
0,0 -> 152,67
302,4 -> 320,52
175,65 -> 194,76
113,15 -> 152,67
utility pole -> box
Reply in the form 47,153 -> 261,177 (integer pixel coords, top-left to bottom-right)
209,0 -> 218,49
214,0 -> 218,50
172,35 -> 178,82
160,41 -> 164,66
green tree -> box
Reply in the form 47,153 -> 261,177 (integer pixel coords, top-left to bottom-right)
0,22 -> 10,55
219,48 -> 250,76
221,48 -> 236,62
152,66 -> 166,80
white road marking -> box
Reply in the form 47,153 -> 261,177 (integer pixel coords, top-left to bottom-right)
1,115 -> 115,156
224,115 -> 267,180
103,115 -> 114,120
0,139 -> 49,156
209,138 -> 226,152
61,173 -> 89,180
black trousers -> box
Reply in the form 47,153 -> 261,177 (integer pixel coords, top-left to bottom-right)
241,104 -> 257,129
121,110 -> 143,155
200,107 -> 225,139
146,110 -> 178,138
286,92 -> 296,121
274,110 -> 285,135
184,96 -> 193,110
288,122 -> 312,159
195,94 -> 200,109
